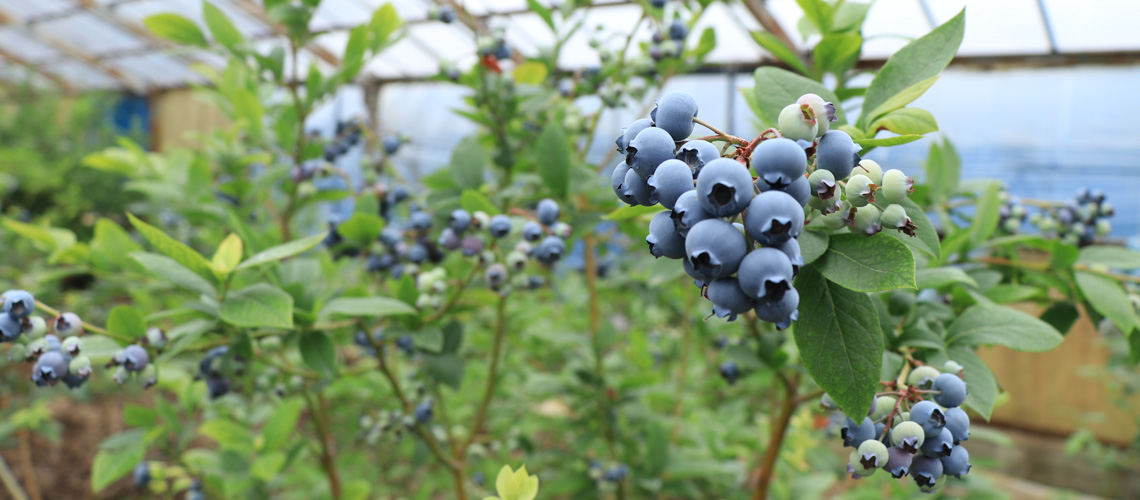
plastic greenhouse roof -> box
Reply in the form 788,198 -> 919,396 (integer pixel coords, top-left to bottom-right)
0,0 -> 1139,93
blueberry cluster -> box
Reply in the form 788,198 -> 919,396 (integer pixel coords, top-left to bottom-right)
648,18 -> 687,61
357,389 -> 437,444
106,343 -> 156,388
587,460 -> 629,485
1,290 -> 96,389
477,28 -> 511,61
426,5 -> 455,24
325,120 -> 363,161
133,462 -> 205,500
823,361 -> 972,494
196,346 -> 245,400
346,194 -> 569,307
1006,188 -> 1114,246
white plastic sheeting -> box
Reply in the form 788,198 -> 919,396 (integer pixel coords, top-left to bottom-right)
1,0 -> 1139,91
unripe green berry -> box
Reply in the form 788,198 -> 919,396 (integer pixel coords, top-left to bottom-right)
855,159 -> 884,185
849,450 -> 877,477
870,396 -> 895,421
808,169 -> 837,199
891,420 -> 926,453
881,204 -> 917,236
851,204 -> 882,236
796,93 -> 834,136
943,360 -> 963,375
777,103 -> 817,141
24,316 -> 47,339
1096,219 -> 1112,236
857,439 -> 889,469
907,365 -> 941,389
844,174 -> 877,208
7,343 -> 25,362
821,393 -> 837,410
1002,218 -> 1021,233
821,202 -> 853,229
809,194 -> 843,215
880,169 -> 913,203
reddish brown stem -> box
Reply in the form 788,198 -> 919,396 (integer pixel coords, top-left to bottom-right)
750,373 -> 799,500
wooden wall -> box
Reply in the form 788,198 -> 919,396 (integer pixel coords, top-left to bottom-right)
149,88 -> 229,152
979,304 -> 1140,444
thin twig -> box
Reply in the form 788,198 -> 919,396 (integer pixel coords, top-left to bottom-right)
423,263 -> 483,324
750,373 -> 798,500
461,295 -> 508,452
34,301 -> 133,344
0,452 -> 29,500
16,431 -> 39,500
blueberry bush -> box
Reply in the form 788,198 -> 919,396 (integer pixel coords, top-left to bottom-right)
2,1 -> 1139,499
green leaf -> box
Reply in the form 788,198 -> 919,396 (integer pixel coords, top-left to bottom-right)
534,123 -> 572,197
203,1 -> 245,52
799,230 -> 829,264
860,9 -> 965,128
795,0 -> 832,33
925,139 -> 961,203
91,437 -> 146,492
341,25 -> 368,80
413,326 -> 444,353
251,452 -> 287,482
211,233 -> 244,274
916,267 -> 977,290
199,419 -> 254,451
513,61 -> 548,85
441,322 -> 464,354
852,135 -> 922,148
131,252 -> 217,296
984,284 -> 1044,304
863,76 -> 939,126
107,306 -> 147,340
260,399 -> 304,451
300,331 -> 336,375
143,13 -> 208,47
232,88 -> 264,140
219,284 -> 294,329
337,213 -> 385,245
751,31 -> 810,75
1040,302 -> 1080,335
450,136 -> 487,190
969,181 -> 1002,246
123,405 -> 158,428
525,0 -> 554,29
604,205 -> 660,221
945,304 -> 1064,352
1075,272 -> 1139,333
752,67 -> 845,127
815,233 -> 916,292
235,232 -> 327,271
897,320 -> 944,351
813,33 -> 861,78
319,297 -> 416,318
460,189 -> 500,216
1076,245 -> 1140,270
127,213 -> 217,284
91,218 -> 143,271
793,266 -> 883,419
693,27 -> 716,58
895,198 -> 940,261
869,107 -> 938,136
368,3 -> 402,50
424,353 -> 465,389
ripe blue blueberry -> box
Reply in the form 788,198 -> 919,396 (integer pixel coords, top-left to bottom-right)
488,215 -> 512,238
943,407 -> 970,443
522,221 -> 544,242
651,92 -> 698,141
718,360 -> 740,385
484,263 -> 508,291
744,190 -> 804,246
707,278 -> 755,321
383,135 -> 401,155
32,351 -> 68,387
932,373 -> 968,408
842,416 -> 876,448
437,229 -> 461,251
909,454 -> 943,488
535,236 -> 567,264
410,211 -> 433,231
537,199 -> 559,226
752,138 -> 807,189
621,168 -> 655,206
2,290 -> 34,319
920,427 -> 954,458
684,219 -> 748,280
891,421 -> 926,454
758,174 -> 810,207
0,312 -> 21,342
940,445 -> 970,478
461,235 -> 485,256
754,287 -> 798,329
396,334 -> 415,355
670,190 -> 713,236
884,446 -> 913,478
407,243 -> 428,263
611,162 -> 632,201
857,440 -> 889,470
668,19 -> 687,41
647,211 -> 686,259
736,248 -> 793,300
627,127 -> 676,180
777,103 -> 817,141
449,209 -> 472,232
647,159 -> 694,210
696,158 -> 753,217
682,257 -> 710,288
123,345 -> 149,372
816,130 -> 861,179
650,0 -> 666,7
821,393 -> 837,410
773,238 -> 804,272
676,140 -> 720,178
909,400 -> 946,438
53,312 -> 82,336
415,397 -> 434,423
615,119 -> 653,155
133,462 -> 151,488
379,227 -> 403,247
